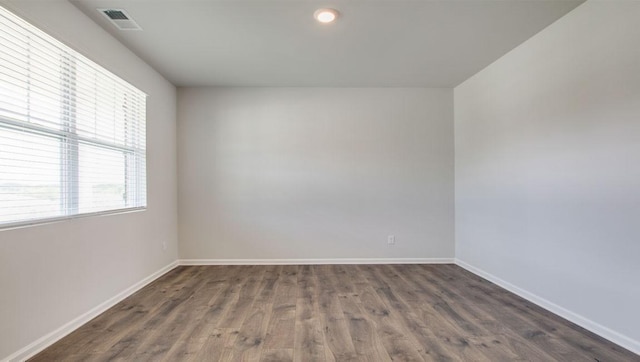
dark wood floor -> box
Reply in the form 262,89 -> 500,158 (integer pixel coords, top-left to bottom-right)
30,264 -> 638,361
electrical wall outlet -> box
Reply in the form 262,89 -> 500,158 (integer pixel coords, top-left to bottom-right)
387,235 -> 395,246
162,241 -> 167,251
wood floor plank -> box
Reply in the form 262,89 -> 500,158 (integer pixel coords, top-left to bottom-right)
160,266 -> 236,361
357,265 -> 448,361
357,286 -> 426,361
227,306 -> 270,361
218,265 -> 264,328
187,328 -> 235,362
385,265 -> 550,361
432,265 -> 635,361
260,349 -> 293,362
294,265 -> 326,362
264,265 -> 298,349
28,264 -> 640,362
383,264 -> 532,361
260,348 -> 293,362
227,266 -> 280,361
113,267 -> 213,361
338,293 -> 392,361
82,266 -> 208,361
33,266 -> 198,359
314,265 -> 359,361
410,264 -> 584,360
396,264 -> 556,361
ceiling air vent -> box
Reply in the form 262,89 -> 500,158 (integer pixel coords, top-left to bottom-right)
98,9 -> 142,30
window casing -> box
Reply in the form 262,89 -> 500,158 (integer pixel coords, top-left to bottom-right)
0,6 -> 147,228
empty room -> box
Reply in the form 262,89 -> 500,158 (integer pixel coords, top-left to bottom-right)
0,0 -> 638,361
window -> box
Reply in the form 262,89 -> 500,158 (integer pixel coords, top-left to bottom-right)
0,6 -> 147,228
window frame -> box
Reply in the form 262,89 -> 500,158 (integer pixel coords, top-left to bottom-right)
0,6 -> 147,230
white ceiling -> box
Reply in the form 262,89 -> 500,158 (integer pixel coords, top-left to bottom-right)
70,0 -> 583,87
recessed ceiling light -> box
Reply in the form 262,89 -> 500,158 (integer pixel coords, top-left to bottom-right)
314,8 -> 339,24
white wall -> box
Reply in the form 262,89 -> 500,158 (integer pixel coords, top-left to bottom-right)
455,1 -> 640,351
0,1 -> 178,359
178,88 -> 453,261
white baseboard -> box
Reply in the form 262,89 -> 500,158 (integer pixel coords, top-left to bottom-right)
179,258 -> 454,265
3,260 -> 179,362
455,258 -> 640,355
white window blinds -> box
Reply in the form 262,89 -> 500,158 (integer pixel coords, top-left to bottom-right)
0,6 -> 147,228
